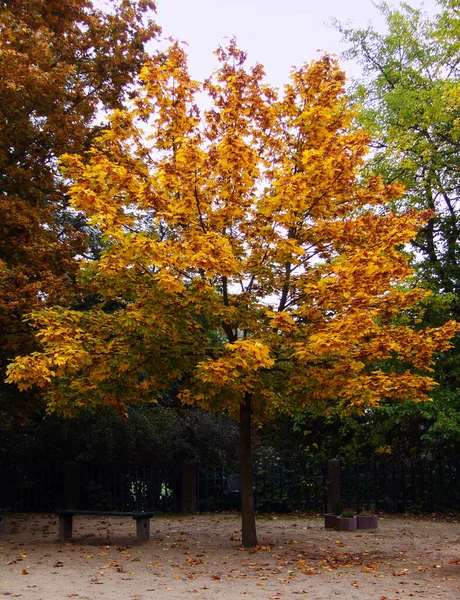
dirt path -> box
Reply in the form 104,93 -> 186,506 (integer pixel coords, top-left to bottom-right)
1,512 -> 459,599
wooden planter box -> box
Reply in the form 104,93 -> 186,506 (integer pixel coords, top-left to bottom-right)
324,514 -> 357,531
324,513 -> 338,529
338,516 -> 357,531
357,515 -> 378,530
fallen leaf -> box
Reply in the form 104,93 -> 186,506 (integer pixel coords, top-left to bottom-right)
185,557 -> 204,565
392,569 -> 409,576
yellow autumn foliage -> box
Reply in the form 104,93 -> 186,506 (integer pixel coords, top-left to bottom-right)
6,40 -> 460,420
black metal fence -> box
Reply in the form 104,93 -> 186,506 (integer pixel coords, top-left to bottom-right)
195,462 -> 327,513
254,461 -> 327,513
0,462 -> 181,513
196,460 -> 460,514
0,462 -> 64,512
1,459 -> 459,514
341,460 -> 460,514
78,464 -> 181,512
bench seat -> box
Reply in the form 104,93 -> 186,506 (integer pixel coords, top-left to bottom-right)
56,510 -> 154,542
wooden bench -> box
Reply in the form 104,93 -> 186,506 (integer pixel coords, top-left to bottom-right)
56,510 -> 154,542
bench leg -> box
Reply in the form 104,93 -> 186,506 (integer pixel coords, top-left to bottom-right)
59,514 -> 73,541
136,517 -> 150,542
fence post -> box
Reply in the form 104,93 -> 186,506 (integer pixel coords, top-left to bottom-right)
64,462 -> 80,510
181,462 -> 197,514
327,459 -> 341,515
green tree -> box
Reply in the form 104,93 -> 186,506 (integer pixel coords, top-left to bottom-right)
335,0 -> 460,450
0,0 -> 159,420
336,0 -> 460,303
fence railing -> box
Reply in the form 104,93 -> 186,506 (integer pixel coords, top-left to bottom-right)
194,462 -> 327,513
78,463 -> 181,512
1,459 -> 459,514
0,462 -> 64,512
341,460 -> 460,514
254,461 -> 327,513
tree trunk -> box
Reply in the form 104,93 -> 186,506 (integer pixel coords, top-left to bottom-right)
239,392 -> 258,547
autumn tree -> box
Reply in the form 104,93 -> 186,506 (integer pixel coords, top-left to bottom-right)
0,0 -> 159,420
7,42 -> 459,546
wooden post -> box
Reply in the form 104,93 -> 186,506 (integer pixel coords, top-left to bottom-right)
64,462 -> 80,510
181,463 -> 197,514
240,393 -> 257,547
59,514 -> 73,541
136,517 -> 150,542
327,459 -> 342,515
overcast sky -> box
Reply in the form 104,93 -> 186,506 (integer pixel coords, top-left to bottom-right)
154,0 -> 437,86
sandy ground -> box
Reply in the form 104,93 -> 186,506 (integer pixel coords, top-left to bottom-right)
0,512 -> 459,599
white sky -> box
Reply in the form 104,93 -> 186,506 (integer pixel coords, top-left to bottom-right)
154,0 -> 438,87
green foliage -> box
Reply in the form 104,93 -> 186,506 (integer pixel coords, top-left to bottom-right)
0,404 -> 239,468
336,0 -> 460,304
334,0 -> 460,453
258,387 -> 460,463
